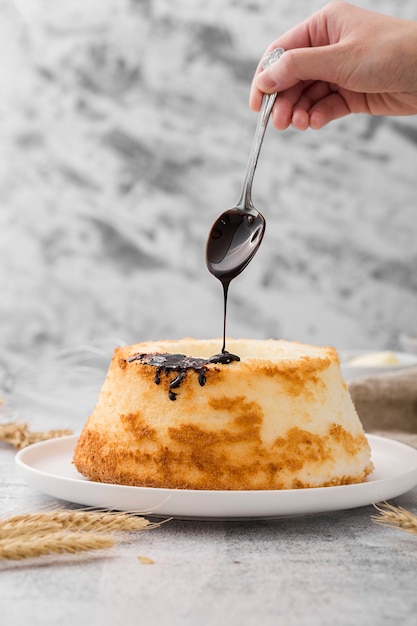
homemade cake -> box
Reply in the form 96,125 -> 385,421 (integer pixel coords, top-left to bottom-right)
73,338 -> 373,490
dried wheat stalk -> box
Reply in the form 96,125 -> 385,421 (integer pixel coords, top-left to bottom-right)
0,422 -> 72,449
0,508 -> 153,560
0,531 -> 116,560
372,502 -> 417,537
0,509 -> 150,539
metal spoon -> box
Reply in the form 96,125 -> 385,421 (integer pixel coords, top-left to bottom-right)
206,47 -> 285,282
205,48 -> 284,354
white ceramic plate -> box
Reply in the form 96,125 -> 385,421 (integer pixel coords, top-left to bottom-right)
15,434 -> 417,520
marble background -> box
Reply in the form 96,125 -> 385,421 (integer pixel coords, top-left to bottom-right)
1,0 -> 417,421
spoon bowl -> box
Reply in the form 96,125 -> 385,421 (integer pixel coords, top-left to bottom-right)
206,207 -> 265,281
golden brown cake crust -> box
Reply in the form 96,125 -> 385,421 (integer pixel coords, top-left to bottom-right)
73,338 -> 374,490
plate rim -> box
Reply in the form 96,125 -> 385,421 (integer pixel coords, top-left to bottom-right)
15,433 -> 417,519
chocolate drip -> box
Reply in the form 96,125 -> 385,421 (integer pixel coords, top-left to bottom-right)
209,351 -> 241,365
206,209 -> 265,359
126,351 -> 240,400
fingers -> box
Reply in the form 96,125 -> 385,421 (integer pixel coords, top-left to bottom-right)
268,84 -> 353,131
305,92 -> 352,129
261,45 -> 344,93
268,83 -> 308,130
249,45 -> 341,114
250,43 -> 354,130
249,48 -> 299,111
291,82 -> 347,129
249,14 -> 319,112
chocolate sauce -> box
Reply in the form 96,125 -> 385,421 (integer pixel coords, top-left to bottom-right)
206,208 -> 264,356
127,351 -> 240,400
208,351 -> 240,365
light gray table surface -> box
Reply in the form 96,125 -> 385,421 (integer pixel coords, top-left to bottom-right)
1,438 -> 416,626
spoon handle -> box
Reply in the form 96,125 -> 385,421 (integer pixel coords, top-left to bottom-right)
238,47 -> 285,211
238,92 -> 277,210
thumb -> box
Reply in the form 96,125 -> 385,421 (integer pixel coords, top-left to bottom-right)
257,45 -> 344,92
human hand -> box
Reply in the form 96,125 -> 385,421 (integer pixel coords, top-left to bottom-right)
250,1 -> 417,130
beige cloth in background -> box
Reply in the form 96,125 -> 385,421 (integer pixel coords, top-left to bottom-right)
348,367 -> 417,448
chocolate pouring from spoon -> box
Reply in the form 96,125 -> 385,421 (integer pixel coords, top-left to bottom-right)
206,47 -> 285,356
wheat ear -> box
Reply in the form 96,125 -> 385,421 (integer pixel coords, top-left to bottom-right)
372,502 -> 417,537
0,532 -> 116,560
0,509 -> 150,539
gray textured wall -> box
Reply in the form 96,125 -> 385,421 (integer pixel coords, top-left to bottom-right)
1,0 -> 417,416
